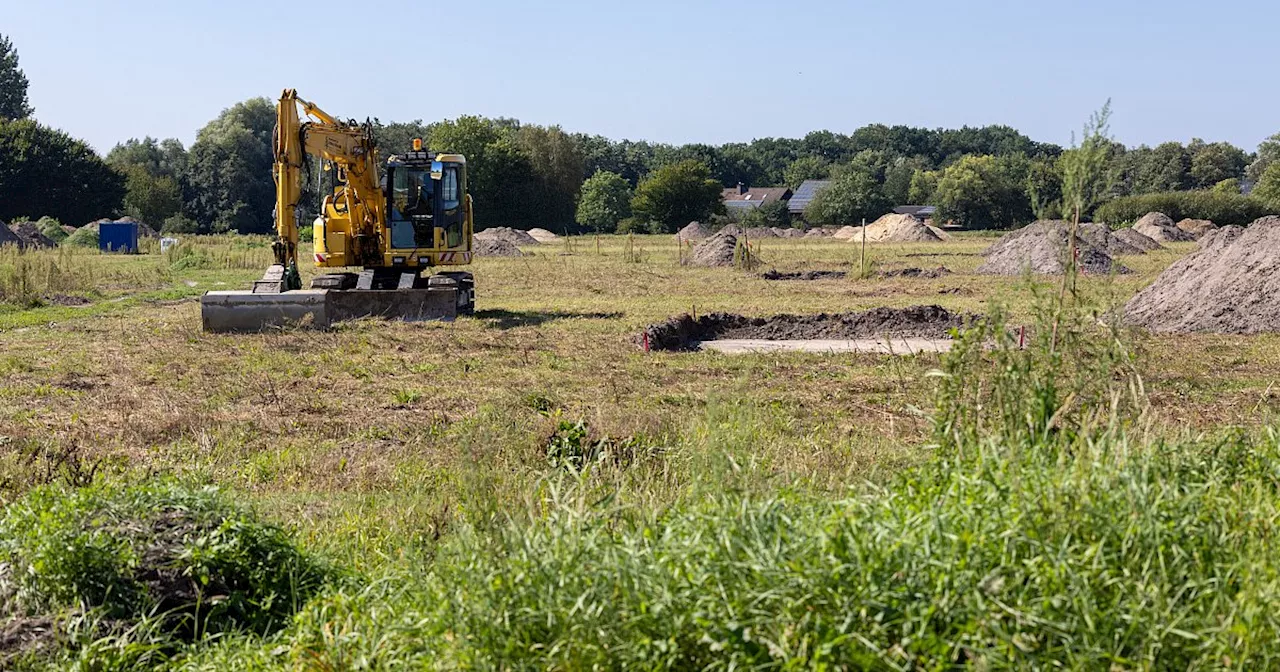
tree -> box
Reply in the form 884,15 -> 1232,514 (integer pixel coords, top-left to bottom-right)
630,160 -> 723,233
183,98 -> 276,233
1247,133 -> 1280,184
782,156 -> 830,188
1126,142 -> 1191,194
883,156 -> 926,206
1212,178 -> 1241,195
803,165 -> 892,226
1254,163 -> 1280,208
430,115 -> 540,230
516,124 -> 585,228
934,155 -> 1032,229
120,165 -> 182,225
373,120 -> 431,158
907,170 -> 940,204
576,171 -> 632,232
1060,102 -> 1115,221
0,118 -> 124,224
1189,140 -> 1248,189
0,34 -> 32,120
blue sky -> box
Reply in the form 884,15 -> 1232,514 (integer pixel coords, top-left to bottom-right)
5,0 -> 1276,154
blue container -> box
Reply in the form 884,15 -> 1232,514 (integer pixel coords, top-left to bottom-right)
99,221 -> 139,253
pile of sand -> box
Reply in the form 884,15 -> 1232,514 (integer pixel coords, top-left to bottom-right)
977,220 -> 1129,275
1176,218 -> 1216,239
1133,212 -> 1195,243
526,228 -> 560,243
676,222 -> 710,240
830,225 -> 862,240
475,227 -> 539,245
690,229 -> 739,267
8,222 -> 56,248
473,238 -> 526,257
846,214 -> 947,243
1124,217 -> 1280,333
803,228 -> 834,238
1113,228 -> 1164,252
1078,222 -> 1146,256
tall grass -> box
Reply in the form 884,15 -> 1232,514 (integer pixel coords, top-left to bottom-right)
0,246 -> 166,306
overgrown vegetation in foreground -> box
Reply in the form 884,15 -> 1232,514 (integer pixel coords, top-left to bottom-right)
6,280 -> 1280,669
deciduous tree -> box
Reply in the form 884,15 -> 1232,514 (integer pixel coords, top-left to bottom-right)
0,118 -> 124,224
575,170 -> 632,233
934,155 -> 1032,229
803,164 -> 891,226
630,160 -> 723,233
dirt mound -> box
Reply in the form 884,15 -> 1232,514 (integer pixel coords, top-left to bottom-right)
777,228 -> 805,238
83,218 -> 160,238
761,269 -> 847,281
473,238 -> 526,257
1133,212 -> 1194,243
476,227 -> 539,245
1113,228 -> 1164,252
643,305 -> 972,351
526,228 -> 560,243
1124,216 -> 1280,333
0,223 -> 23,248
831,225 -> 862,240
8,221 -> 56,249
1176,218 -> 1216,239
743,226 -> 779,238
803,228 -> 834,238
925,224 -> 952,241
60,225 -> 77,235
879,266 -> 952,278
676,222 -> 710,240
977,220 -> 1130,276
690,231 -> 739,267
845,214 -> 947,243
1079,222 -> 1145,256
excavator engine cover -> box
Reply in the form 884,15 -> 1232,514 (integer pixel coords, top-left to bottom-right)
200,286 -> 457,332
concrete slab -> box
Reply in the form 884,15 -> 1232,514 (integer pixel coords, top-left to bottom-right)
697,338 -> 953,355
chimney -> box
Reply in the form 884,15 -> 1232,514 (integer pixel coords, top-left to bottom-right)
738,182 -> 747,195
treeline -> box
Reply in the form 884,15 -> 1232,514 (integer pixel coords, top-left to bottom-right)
2,33 -> 1279,234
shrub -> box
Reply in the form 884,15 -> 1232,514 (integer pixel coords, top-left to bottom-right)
161,214 -> 199,234
1094,190 -> 1274,226
63,227 -> 98,248
0,481 -> 329,639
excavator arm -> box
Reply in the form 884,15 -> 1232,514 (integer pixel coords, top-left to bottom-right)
267,89 -> 383,291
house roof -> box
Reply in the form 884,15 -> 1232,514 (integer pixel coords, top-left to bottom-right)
722,187 -> 792,205
893,205 -> 937,218
788,180 -> 832,213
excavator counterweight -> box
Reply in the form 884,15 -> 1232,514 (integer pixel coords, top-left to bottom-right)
200,89 -> 475,332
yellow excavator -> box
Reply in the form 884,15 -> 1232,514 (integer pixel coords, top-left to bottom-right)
201,89 -> 475,331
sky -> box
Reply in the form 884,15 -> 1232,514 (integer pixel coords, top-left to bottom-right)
4,0 -> 1276,155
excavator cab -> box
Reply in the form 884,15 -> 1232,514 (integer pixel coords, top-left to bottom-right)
385,155 -> 467,252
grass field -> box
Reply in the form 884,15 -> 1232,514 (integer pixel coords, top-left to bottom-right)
3,232 -> 1280,668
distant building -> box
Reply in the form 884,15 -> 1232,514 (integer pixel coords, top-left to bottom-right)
722,184 -> 793,213
893,205 -> 937,219
787,180 -> 833,217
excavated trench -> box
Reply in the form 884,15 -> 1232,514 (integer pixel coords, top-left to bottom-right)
641,305 -> 975,353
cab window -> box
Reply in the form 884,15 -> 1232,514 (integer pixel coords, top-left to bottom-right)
441,167 -> 460,211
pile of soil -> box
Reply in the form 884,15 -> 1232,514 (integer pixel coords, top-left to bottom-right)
642,305 -> 972,351
0,223 -> 24,248
84,218 -> 160,238
526,228 -> 560,243
1078,222 -> 1146,256
744,227 -> 779,238
60,225 -> 77,235
1133,212 -> 1195,243
1113,228 -> 1164,252
846,214 -> 948,243
879,266 -> 952,278
8,221 -> 56,248
690,230 -> 739,267
803,228 -> 834,238
1176,218 -> 1217,239
761,269 -> 847,281
977,220 -> 1130,276
476,227 -> 539,245
473,238 -> 526,257
1123,216 -> 1280,333
831,225 -> 862,240
777,228 -> 805,238
676,222 -> 711,240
